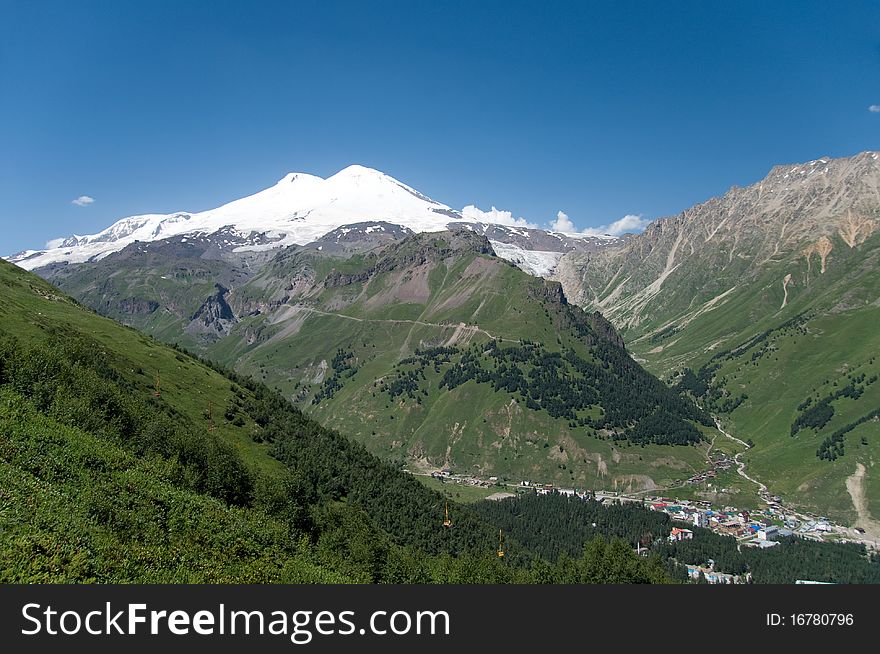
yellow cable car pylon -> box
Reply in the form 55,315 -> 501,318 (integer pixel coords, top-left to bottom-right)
443,501 -> 452,528
497,528 -> 505,558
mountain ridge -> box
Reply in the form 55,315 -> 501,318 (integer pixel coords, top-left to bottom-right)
7,164 -> 622,274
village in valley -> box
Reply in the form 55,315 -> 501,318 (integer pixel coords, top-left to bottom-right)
417,465 -> 874,584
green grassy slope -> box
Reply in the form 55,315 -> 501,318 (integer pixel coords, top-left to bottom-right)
0,387 -> 346,583
644,233 -> 880,526
0,257 -> 278,473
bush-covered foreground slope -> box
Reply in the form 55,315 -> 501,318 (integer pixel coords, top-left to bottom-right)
0,386 -> 346,583
0,259 -> 672,583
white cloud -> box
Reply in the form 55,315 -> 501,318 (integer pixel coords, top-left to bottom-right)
549,210 -> 575,232
548,211 -> 651,237
461,205 -> 537,228
582,214 -> 651,237
72,195 -> 95,206
462,204 -> 651,238
869,105 -> 880,113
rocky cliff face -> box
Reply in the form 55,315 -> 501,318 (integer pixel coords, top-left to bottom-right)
301,221 -> 415,256
186,284 -> 237,338
554,152 -> 880,338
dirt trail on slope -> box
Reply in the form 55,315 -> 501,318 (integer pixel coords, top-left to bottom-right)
292,305 -> 519,343
845,463 -> 880,545
713,417 -> 768,495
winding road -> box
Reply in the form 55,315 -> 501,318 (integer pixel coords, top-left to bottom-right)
713,417 -> 768,496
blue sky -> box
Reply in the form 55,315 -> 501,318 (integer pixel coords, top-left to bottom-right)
2,0 -> 879,253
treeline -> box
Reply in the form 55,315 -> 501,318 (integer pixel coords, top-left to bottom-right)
791,376 -> 870,436
674,311 -> 877,463
791,399 -> 835,435
312,347 -> 358,403
675,313 -> 811,412
654,527 -> 749,575
786,371 -> 878,460
816,406 -> 880,461
625,408 -> 704,446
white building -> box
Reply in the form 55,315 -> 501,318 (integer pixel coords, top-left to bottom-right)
693,511 -> 709,528
758,526 -> 779,541
669,527 -> 694,542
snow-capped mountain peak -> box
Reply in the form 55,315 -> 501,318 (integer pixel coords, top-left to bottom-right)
8,166 -> 469,270
6,165 -> 626,278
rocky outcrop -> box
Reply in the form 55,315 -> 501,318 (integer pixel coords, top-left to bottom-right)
116,297 -> 160,315
838,209 -> 877,248
324,270 -> 373,288
186,284 -> 237,338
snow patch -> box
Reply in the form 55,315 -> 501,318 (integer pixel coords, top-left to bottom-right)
489,241 -> 564,277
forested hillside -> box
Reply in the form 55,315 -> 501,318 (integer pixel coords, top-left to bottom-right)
224,231 -> 714,489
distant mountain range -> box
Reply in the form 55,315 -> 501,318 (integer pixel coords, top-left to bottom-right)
554,152 -> 880,338
7,166 -> 716,492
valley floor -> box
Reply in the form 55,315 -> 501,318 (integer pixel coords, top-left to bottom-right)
413,430 -> 880,554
